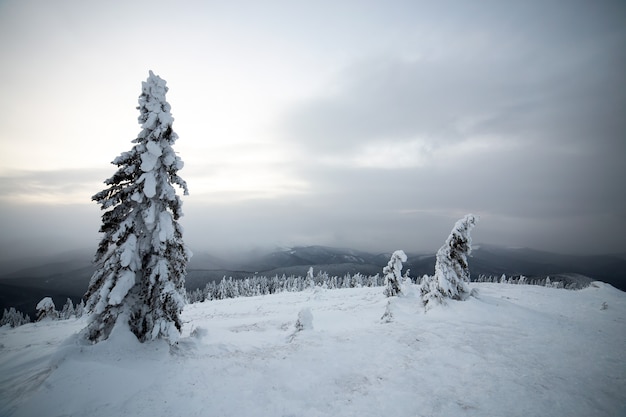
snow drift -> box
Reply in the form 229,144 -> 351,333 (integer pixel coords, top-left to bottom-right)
1,282 -> 625,417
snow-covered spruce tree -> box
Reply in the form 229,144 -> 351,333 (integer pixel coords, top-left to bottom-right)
84,71 -> 189,344
383,250 -> 407,297
306,266 -> 315,288
421,214 -> 477,309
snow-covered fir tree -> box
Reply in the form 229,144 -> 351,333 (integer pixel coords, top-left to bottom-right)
351,272 -> 364,288
75,299 -> 85,318
60,298 -> 75,320
383,250 -> 407,297
421,214 -> 477,309
306,267 -> 315,288
36,297 -> 58,321
84,71 -> 190,344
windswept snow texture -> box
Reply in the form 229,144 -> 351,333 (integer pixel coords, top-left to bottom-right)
1,283 -> 625,417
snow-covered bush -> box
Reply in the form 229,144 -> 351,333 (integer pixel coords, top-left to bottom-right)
288,307 -> 314,343
383,250 -> 408,297
421,214 -> 477,309
84,71 -> 189,344
36,297 -> 58,321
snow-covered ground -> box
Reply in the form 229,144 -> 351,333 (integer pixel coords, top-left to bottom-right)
1,282 -> 625,417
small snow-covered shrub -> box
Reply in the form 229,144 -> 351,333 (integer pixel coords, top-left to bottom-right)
381,300 -> 394,323
288,308 -> 314,342
295,308 -> 313,332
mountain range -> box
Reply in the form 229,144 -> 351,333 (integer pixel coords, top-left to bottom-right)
1,244 -> 625,319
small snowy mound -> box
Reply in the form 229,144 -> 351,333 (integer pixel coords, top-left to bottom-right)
295,307 -> 314,332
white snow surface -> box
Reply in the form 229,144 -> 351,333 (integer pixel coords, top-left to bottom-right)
1,283 -> 625,417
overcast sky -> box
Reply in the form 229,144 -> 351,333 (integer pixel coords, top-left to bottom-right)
0,0 -> 625,260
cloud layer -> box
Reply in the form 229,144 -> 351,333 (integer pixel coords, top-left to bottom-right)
1,0 -> 625,258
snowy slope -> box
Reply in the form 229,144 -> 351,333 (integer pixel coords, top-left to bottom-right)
1,282 -> 625,417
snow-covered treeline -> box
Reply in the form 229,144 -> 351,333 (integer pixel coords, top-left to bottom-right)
0,298 -> 85,329
185,269 -> 585,304
473,274 -> 587,289
0,307 -> 31,328
0,272 -> 588,329
34,297 -> 86,322
186,271 -> 387,303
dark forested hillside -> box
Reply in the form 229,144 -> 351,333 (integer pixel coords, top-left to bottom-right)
1,244 -> 624,318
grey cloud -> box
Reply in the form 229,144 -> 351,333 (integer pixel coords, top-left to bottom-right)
182,153 -> 626,256
269,1 -> 626,254
283,58 -> 498,150
282,1 -> 626,156
0,169 -> 110,202
0,202 -> 100,262
285,51 -> 625,155
293,143 -> 622,221
2,1 -> 625,260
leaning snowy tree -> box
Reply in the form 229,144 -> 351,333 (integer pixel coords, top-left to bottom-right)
383,250 -> 407,297
84,71 -> 190,344
421,214 -> 477,309
36,297 -> 58,321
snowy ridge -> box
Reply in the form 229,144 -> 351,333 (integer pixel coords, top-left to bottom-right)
1,282 -> 625,417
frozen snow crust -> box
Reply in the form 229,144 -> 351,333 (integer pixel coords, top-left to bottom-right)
1,282 -> 625,417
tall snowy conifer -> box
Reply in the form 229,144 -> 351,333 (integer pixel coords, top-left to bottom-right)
421,214 -> 477,309
84,71 -> 189,343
